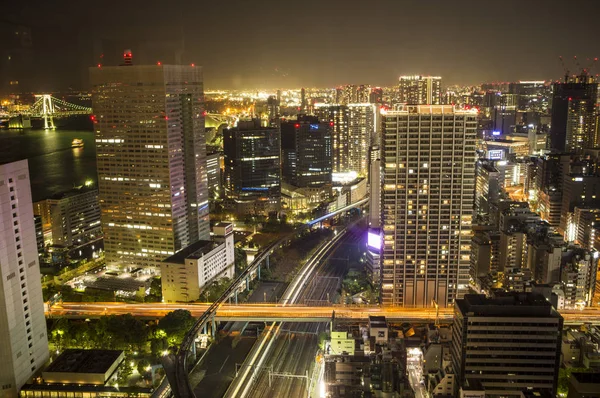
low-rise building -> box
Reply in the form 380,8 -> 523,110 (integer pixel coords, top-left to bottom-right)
567,372 -> 600,398
20,349 -> 152,398
161,223 -> 235,303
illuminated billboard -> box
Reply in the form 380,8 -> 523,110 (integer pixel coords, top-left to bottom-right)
367,230 -> 381,251
487,149 -> 504,160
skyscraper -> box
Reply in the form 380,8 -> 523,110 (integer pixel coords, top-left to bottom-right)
550,74 -> 599,152
348,103 -> 377,177
381,105 -> 477,307
90,59 -> 210,269
281,115 -> 332,188
398,75 -> 442,105
314,104 -> 350,173
46,186 -> 101,247
0,160 -> 49,398
223,119 -> 281,215
451,293 -> 562,396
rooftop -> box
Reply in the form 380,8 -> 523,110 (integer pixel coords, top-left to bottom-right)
571,372 -> 600,383
384,105 -> 478,115
44,349 -> 123,374
47,185 -> 97,201
163,240 -> 218,264
369,315 -> 387,328
456,293 -> 562,318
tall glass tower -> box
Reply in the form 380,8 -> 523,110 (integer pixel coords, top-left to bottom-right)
90,59 -> 210,269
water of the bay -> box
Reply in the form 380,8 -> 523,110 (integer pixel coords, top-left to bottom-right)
0,128 -> 96,202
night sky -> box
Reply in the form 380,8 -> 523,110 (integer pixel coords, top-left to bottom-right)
3,0 -> 600,90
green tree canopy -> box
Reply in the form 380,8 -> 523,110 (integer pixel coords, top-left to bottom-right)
158,310 -> 195,345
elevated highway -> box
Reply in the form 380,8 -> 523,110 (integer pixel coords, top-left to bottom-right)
47,302 -> 600,325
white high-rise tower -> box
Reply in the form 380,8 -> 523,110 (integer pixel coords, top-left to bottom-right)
0,160 -> 49,398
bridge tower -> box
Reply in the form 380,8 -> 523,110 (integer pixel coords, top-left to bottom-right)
41,94 -> 56,130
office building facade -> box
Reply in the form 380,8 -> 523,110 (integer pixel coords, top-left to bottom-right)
223,119 -> 281,215
451,293 -> 562,397
550,74 -> 598,152
281,115 -> 332,188
206,151 -> 222,198
90,62 -> 210,269
314,104 -> 350,173
0,160 -> 49,398
381,105 -> 477,307
46,186 -> 101,247
348,103 -> 377,176
161,223 -> 234,303
399,75 -> 442,105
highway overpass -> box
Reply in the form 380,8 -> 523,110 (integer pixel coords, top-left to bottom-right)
47,302 -> 600,325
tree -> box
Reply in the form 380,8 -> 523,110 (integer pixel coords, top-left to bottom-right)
69,321 -> 92,349
150,337 -> 168,357
50,317 -> 71,351
158,310 -> 195,345
146,278 -> 162,302
137,359 -> 151,378
234,248 -> 248,274
117,363 -> 133,386
558,367 -> 590,396
202,278 -> 232,302
149,278 -> 161,297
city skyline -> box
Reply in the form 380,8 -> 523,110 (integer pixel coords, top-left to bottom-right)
2,0 -> 600,92
4,1 -> 600,397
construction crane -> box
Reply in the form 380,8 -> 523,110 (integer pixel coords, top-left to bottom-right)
559,55 -> 598,83
559,56 -> 570,82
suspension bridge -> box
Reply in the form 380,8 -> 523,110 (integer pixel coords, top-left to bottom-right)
6,94 -> 92,129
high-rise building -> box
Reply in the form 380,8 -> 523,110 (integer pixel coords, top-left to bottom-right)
451,293 -> 563,396
367,145 -> 383,284
0,160 -> 49,397
314,103 -> 377,177
314,104 -> 350,173
560,174 -> 600,240
46,186 -> 101,247
206,151 -> 222,199
223,119 -> 281,215
398,75 -> 442,105
281,115 -> 332,188
348,103 -> 377,176
368,145 -> 381,228
560,248 -> 597,309
534,154 -> 571,228
369,87 -> 383,104
508,80 -> 551,112
550,74 -> 599,152
90,58 -> 210,269
474,161 -> 500,218
381,105 -> 477,307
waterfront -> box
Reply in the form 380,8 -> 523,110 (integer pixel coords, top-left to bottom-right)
0,128 -> 96,202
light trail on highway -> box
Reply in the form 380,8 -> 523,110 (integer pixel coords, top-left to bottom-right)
48,303 -> 600,325
226,223 -> 352,398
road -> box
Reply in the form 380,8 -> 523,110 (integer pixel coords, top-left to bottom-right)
243,225 -> 363,398
225,220 -> 364,398
46,302 -> 600,325
407,359 -> 427,398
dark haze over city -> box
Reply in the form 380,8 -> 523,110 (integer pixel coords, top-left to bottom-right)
2,0 -> 600,91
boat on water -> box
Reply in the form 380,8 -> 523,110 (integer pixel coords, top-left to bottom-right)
71,138 -> 84,148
